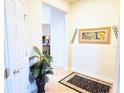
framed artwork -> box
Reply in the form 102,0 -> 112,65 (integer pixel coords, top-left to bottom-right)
79,27 -> 111,44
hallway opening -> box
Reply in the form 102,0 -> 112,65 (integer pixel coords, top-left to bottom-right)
42,3 -> 68,70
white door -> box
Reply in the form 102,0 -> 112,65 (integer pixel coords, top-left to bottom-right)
5,0 -> 29,93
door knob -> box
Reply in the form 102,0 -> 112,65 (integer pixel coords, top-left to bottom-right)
13,69 -> 19,75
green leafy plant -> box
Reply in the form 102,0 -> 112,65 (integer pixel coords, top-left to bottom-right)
29,46 -> 53,83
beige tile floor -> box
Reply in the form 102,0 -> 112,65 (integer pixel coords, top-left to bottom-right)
45,66 -> 78,93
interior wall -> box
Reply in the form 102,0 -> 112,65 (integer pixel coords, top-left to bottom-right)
71,0 -> 119,81
25,0 -> 71,62
42,0 -> 72,70
42,4 -> 51,24
24,0 -> 119,81
25,0 -> 42,53
42,24 -> 50,36
50,7 -> 68,69
42,0 -> 71,12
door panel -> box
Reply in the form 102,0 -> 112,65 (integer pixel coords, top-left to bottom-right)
5,0 -> 29,93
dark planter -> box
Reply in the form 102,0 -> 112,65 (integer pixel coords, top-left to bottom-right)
36,78 -> 45,93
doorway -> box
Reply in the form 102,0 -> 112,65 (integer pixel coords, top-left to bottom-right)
42,3 -> 68,69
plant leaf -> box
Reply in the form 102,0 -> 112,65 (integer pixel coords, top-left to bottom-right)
45,75 -> 49,83
29,56 -> 39,61
33,46 -> 42,57
45,70 -> 53,74
32,68 -> 40,78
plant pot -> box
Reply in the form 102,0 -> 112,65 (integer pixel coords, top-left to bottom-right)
36,78 -> 45,93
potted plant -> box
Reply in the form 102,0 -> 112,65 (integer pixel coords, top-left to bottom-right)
29,46 -> 53,93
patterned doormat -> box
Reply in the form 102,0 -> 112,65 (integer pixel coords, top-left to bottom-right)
59,72 -> 112,93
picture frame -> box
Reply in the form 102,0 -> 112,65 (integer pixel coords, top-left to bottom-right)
79,27 -> 111,44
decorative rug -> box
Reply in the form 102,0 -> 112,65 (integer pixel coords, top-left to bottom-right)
59,72 -> 112,93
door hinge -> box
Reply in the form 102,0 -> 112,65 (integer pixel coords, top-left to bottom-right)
4,68 -> 10,79
25,52 -> 27,56
24,14 -> 27,20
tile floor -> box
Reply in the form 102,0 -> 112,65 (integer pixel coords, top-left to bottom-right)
45,65 -> 78,93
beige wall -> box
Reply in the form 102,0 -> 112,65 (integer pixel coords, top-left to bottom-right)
25,0 -> 119,81
25,0 -> 42,53
25,0 -> 72,65
42,0 -> 72,70
71,0 -> 119,81
42,0 -> 71,12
